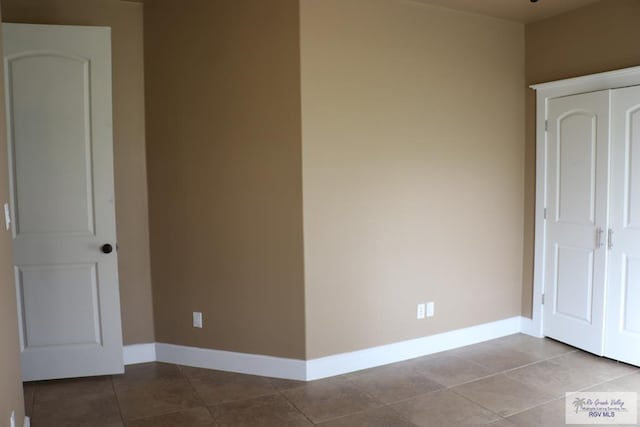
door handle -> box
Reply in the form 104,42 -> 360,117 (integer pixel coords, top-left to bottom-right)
596,228 -> 604,248
101,243 -> 114,254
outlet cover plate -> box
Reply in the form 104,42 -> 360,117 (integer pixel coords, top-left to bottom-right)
193,312 -> 203,328
426,302 -> 435,317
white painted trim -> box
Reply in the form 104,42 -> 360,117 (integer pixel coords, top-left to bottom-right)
123,343 -> 156,365
23,416 -> 30,427
530,66 -> 640,95
520,316 -> 540,338
530,88 -> 547,340
155,343 -> 308,381
305,316 -> 523,380
529,66 -> 640,340
128,316 -> 523,381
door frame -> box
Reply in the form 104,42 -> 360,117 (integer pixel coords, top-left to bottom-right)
527,66 -> 640,338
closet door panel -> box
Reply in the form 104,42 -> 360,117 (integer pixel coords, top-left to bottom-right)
625,108 -> 640,228
557,113 -> 597,225
605,86 -> 640,367
544,90 -> 610,356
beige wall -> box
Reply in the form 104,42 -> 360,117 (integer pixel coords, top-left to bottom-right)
1,0 -> 155,344
522,0 -> 640,317
0,7 -> 25,424
301,0 -> 525,358
144,0 -> 306,359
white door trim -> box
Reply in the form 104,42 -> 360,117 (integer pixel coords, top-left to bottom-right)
529,65 -> 640,339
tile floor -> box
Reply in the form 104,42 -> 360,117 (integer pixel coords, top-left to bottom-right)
23,334 -> 640,426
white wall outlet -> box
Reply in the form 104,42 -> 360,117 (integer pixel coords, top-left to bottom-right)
10,410 -> 15,427
417,303 -> 426,319
192,311 -> 203,328
426,302 -> 435,317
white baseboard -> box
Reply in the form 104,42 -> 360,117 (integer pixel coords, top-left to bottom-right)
123,343 -> 156,365
123,316 -> 526,380
155,343 -> 307,380
306,316 -> 523,380
520,316 -> 538,337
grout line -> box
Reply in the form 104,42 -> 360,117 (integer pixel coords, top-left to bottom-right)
447,388 -> 505,422
114,363 -> 209,423
109,375 -> 126,425
385,403 -> 423,426
275,387 -> 318,425
179,365 -> 210,409
447,376 -> 524,418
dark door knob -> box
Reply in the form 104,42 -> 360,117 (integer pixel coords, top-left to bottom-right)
101,244 -> 113,254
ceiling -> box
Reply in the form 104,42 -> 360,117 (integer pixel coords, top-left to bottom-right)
411,0 -> 600,23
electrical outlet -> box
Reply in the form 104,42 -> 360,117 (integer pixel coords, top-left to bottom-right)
417,303 -> 426,319
426,302 -> 435,317
192,311 -> 203,328
10,410 -> 15,427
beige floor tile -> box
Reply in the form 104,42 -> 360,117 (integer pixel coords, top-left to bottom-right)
316,406 -> 416,426
584,371 -> 640,394
552,352 -> 639,384
113,362 -> 184,390
33,375 -> 115,403
25,345 -> 639,426
267,377 -> 307,391
504,397 -> 601,427
506,358 -> 600,398
486,419 -> 517,427
411,353 -> 496,387
115,377 -> 203,420
22,382 -> 36,417
582,371 -> 640,417
490,334 -> 576,360
505,398 -> 567,427
452,374 -> 554,417
31,393 -> 123,427
445,341 -> 541,372
124,407 -> 215,427
209,393 -> 312,426
392,389 -> 500,427
182,367 -> 277,405
282,376 -> 382,423
347,362 -> 444,404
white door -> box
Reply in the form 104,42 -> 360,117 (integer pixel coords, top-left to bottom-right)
604,85 -> 640,366
543,90 -> 610,356
3,23 -> 123,380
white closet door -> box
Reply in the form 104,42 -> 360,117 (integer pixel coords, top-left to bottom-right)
544,90 -> 610,355
605,85 -> 640,366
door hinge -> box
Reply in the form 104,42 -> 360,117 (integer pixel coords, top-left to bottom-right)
541,293 -> 545,305
608,228 -> 614,250
545,120 -> 548,132
543,208 -> 547,220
